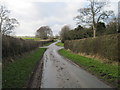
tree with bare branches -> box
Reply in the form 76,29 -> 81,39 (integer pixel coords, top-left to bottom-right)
59,25 -> 70,43
75,0 -> 114,37
0,5 -> 19,35
36,26 -> 53,39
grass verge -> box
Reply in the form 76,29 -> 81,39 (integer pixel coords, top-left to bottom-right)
58,49 -> 119,88
3,48 -> 47,88
55,42 -> 64,47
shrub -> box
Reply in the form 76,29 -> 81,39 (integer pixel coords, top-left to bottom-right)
2,35 -> 53,59
64,34 -> 119,62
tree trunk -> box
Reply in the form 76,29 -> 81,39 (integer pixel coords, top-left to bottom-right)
0,17 -> 2,33
93,29 -> 96,38
91,0 -> 96,38
0,21 -> 1,33
93,25 -> 96,38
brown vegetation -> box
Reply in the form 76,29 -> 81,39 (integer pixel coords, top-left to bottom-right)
2,35 -> 53,59
64,34 -> 119,62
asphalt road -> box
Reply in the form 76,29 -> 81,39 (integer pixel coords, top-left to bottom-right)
41,41 -> 111,88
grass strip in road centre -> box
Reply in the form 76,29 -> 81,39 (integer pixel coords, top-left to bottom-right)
55,42 -> 64,47
58,49 -> 119,88
3,48 -> 47,88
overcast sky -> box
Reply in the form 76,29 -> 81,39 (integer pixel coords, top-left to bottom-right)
1,0 -> 119,36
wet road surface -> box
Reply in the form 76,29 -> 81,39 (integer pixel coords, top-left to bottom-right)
41,41 -> 111,88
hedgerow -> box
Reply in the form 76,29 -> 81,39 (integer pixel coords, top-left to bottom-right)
64,34 -> 119,62
2,35 -> 53,59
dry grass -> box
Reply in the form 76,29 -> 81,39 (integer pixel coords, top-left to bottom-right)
65,34 -> 119,62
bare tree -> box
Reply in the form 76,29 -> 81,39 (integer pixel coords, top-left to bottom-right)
36,26 -> 53,39
0,5 -> 19,35
59,25 -> 70,43
75,0 -> 114,37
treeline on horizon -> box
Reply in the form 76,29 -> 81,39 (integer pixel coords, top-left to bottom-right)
60,21 -> 119,43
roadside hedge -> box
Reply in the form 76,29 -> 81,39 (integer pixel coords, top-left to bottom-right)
2,35 -> 53,59
64,34 -> 119,62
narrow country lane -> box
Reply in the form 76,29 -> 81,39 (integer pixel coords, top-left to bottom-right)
41,41 -> 111,88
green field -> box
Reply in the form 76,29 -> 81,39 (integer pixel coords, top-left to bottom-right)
55,42 -> 64,47
58,49 -> 119,88
3,48 -> 47,88
21,37 -> 40,40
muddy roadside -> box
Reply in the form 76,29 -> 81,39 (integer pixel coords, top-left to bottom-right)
26,54 -> 44,88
